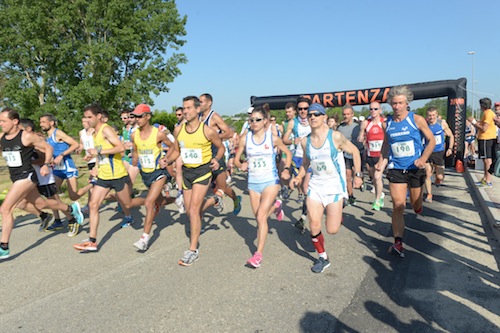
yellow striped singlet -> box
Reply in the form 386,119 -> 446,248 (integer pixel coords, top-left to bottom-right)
93,124 -> 128,180
134,127 -> 162,173
177,122 -> 212,168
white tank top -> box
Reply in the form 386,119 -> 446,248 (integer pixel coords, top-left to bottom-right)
306,129 -> 347,197
80,129 -> 96,164
245,129 -> 278,184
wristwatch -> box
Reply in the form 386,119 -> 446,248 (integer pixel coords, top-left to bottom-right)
355,172 -> 363,178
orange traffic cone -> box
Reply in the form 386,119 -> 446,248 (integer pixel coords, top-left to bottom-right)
455,159 -> 464,173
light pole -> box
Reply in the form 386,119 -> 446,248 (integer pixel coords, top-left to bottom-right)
468,51 -> 475,118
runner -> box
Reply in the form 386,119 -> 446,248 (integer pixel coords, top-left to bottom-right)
282,97 -> 312,232
198,93 -> 241,216
358,102 -> 386,211
129,104 -> 179,251
234,104 -> 292,268
73,103 -> 134,252
0,108 -> 83,259
375,85 -> 435,258
291,103 -> 362,273
39,113 -> 91,232
174,96 -> 225,266
424,106 -> 454,203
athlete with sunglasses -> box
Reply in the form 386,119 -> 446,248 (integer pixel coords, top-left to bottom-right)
291,103 -> 362,273
234,104 -> 292,268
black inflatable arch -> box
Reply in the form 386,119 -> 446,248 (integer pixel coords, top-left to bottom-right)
251,78 -> 467,167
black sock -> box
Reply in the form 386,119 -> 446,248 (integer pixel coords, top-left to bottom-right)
395,237 -> 403,244
0,242 -> 9,250
40,212 -> 48,219
302,200 -> 307,215
89,237 -> 97,243
54,218 -> 62,224
68,218 -> 76,224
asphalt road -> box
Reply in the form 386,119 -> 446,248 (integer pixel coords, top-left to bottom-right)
0,170 -> 499,332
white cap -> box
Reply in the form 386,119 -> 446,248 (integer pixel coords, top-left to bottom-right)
247,107 -> 254,114
353,116 -> 359,122
359,116 -> 365,121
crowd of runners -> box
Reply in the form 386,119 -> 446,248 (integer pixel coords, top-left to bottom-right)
0,86 -> 471,272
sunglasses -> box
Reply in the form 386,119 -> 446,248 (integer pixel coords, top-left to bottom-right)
249,118 -> 264,123
298,107 -> 309,111
176,114 -> 183,117
131,113 -> 148,118
370,108 -> 379,110
307,112 -> 323,118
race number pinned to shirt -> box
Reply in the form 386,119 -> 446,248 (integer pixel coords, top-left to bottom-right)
391,140 -> 415,158
3,151 -> 22,167
369,140 -> 383,152
139,154 -> 155,169
311,159 -> 335,175
181,148 -> 202,164
434,135 -> 442,146
248,156 -> 273,175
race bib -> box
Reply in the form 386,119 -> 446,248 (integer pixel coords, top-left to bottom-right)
83,139 -> 93,150
311,159 -> 335,175
249,156 -> 273,174
3,151 -> 22,167
98,154 -> 109,165
391,140 -> 415,158
54,160 -> 66,170
369,140 -> 383,152
434,135 -> 442,145
139,154 -> 155,169
181,148 -> 202,164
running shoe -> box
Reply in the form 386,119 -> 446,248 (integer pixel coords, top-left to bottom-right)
116,203 -> 123,213
178,249 -> 199,266
379,192 -> 385,208
120,216 -> 134,228
434,178 -> 442,187
281,185 -> 290,200
347,196 -> 356,206
311,257 -> 331,273
247,251 -> 263,268
388,241 -> 405,258
214,194 -> 224,213
414,206 -> 423,215
0,247 -> 10,259
477,180 -> 493,188
424,194 -> 433,203
70,202 -> 84,225
39,213 -> 53,232
372,200 -> 381,211
233,195 -> 242,215
73,240 -> 98,252
274,199 -> 284,221
175,193 -> 185,214
133,236 -> 149,251
67,222 -> 80,237
298,193 -> 305,202
45,220 -> 64,232
294,215 -> 306,233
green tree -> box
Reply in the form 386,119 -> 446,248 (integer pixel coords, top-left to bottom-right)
151,110 -> 177,131
414,98 -> 448,118
0,0 -> 187,135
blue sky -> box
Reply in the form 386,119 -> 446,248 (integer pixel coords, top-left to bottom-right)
153,0 -> 500,115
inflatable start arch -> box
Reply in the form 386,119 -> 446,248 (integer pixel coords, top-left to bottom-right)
251,78 -> 467,167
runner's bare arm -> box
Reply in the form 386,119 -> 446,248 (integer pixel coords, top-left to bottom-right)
415,114 -> 435,168
233,133 -> 247,171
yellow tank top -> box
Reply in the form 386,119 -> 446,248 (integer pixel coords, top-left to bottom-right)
478,109 -> 497,140
177,122 -> 212,168
94,124 -> 128,180
134,127 -> 162,173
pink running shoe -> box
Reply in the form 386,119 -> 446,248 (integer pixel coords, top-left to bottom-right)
247,251 -> 263,268
274,199 -> 284,222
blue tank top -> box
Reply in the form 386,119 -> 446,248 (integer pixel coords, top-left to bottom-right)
386,112 -> 423,170
47,129 -> 76,171
426,119 -> 445,152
